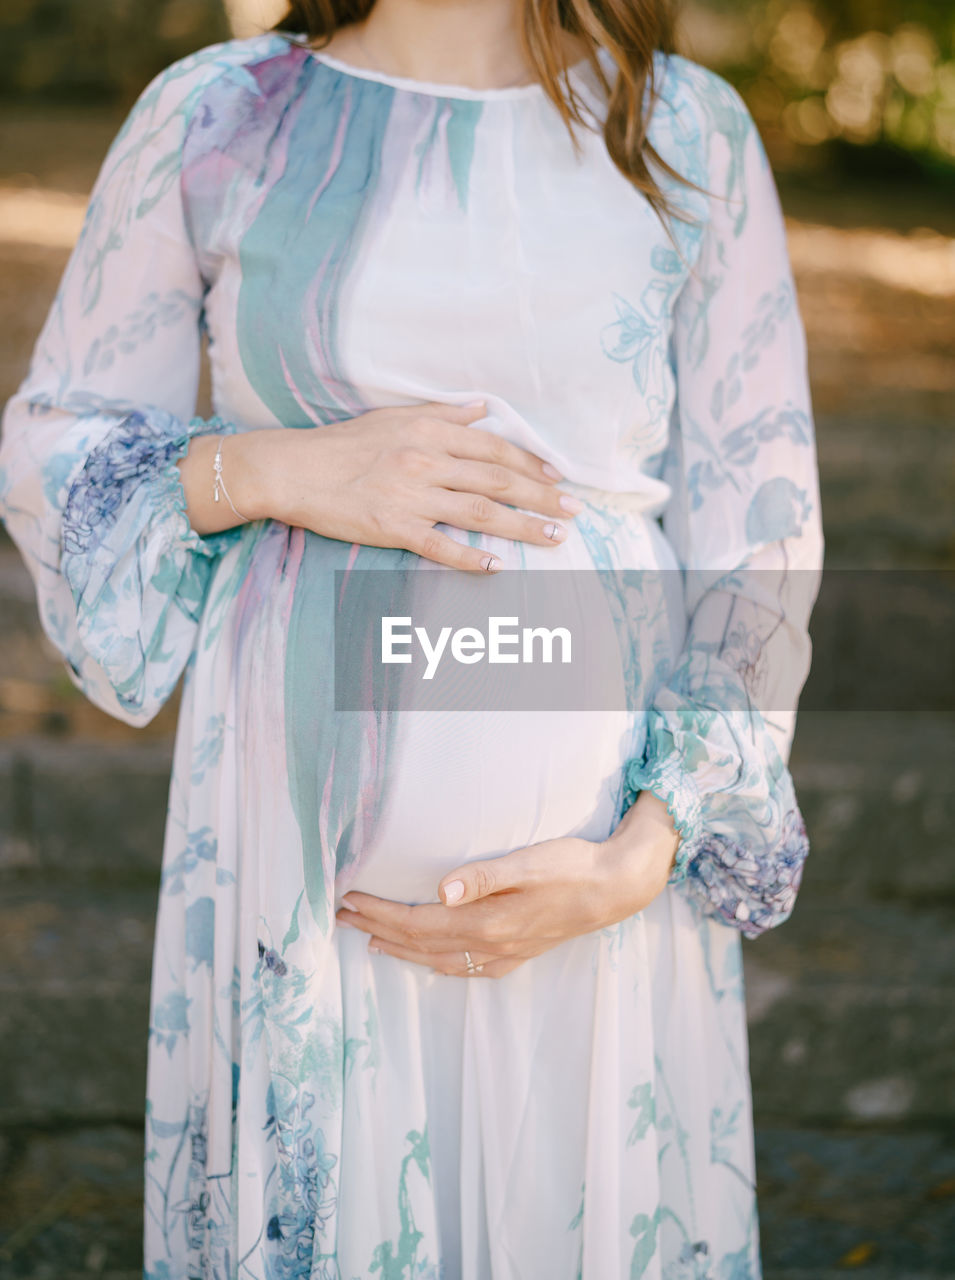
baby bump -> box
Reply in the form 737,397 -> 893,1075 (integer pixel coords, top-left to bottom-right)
336,705 -> 638,906
330,511 -> 687,906
230,512 -> 686,914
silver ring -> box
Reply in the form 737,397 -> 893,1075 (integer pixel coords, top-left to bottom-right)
464,950 -> 484,975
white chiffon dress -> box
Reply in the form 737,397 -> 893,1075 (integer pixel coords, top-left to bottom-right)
0,31 -> 823,1280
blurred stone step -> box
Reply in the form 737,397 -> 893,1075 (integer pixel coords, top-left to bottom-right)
799,570 -> 954,711
795,790 -> 955,906
0,739 -> 173,881
746,979 -> 954,1126
743,899 -> 954,991
0,885 -> 155,988
813,416 -> 955,569
755,1127 -> 955,1274
764,1273 -> 955,1280
0,1274 -> 142,1280
0,990 -> 148,1126
789,711 -> 955,793
0,1127 -> 143,1278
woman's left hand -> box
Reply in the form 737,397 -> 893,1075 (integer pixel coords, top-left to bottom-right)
334,791 -> 681,978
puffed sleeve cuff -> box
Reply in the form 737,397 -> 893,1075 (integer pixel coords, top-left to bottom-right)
622,709 -> 811,937
680,805 -> 809,939
61,410 -> 245,573
59,409 -> 247,714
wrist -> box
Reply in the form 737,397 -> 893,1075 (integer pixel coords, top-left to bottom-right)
596,792 -> 680,923
227,426 -> 306,524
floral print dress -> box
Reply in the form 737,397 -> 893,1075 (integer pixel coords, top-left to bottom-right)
0,32 -> 823,1280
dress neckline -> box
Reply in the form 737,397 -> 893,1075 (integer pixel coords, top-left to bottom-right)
304,44 -> 592,102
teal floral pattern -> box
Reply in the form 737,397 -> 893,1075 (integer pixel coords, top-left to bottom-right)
0,34 -> 821,1279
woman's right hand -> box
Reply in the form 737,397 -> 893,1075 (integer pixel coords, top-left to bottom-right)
238,400 -> 583,573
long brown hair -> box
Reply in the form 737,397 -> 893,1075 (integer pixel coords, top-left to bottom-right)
273,1 -> 687,222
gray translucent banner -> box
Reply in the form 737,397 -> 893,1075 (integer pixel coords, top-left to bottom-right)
331,568 -> 953,714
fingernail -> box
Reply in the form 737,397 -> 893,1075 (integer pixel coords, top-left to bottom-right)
542,462 -> 562,480
481,555 -> 501,573
368,944 -> 382,955
336,916 -> 355,929
559,494 -> 584,515
340,897 -> 360,911
443,880 -> 465,904
542,522 -> 567,542
464,399 -> 486,409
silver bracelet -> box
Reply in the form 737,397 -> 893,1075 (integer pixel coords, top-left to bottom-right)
212,434 -> 252,524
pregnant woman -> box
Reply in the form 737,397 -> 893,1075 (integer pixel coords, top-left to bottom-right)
0,0 -> 823,1275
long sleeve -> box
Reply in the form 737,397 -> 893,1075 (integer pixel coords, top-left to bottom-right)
621,64 -> 824,938
0,45 -> 257,726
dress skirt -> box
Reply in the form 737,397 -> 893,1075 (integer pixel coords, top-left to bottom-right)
144,504 -> 761,1279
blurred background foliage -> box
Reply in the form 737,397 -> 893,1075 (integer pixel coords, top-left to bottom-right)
0,0 -> 230,102
0,0 -> 952,185
680,0 -> 955,182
